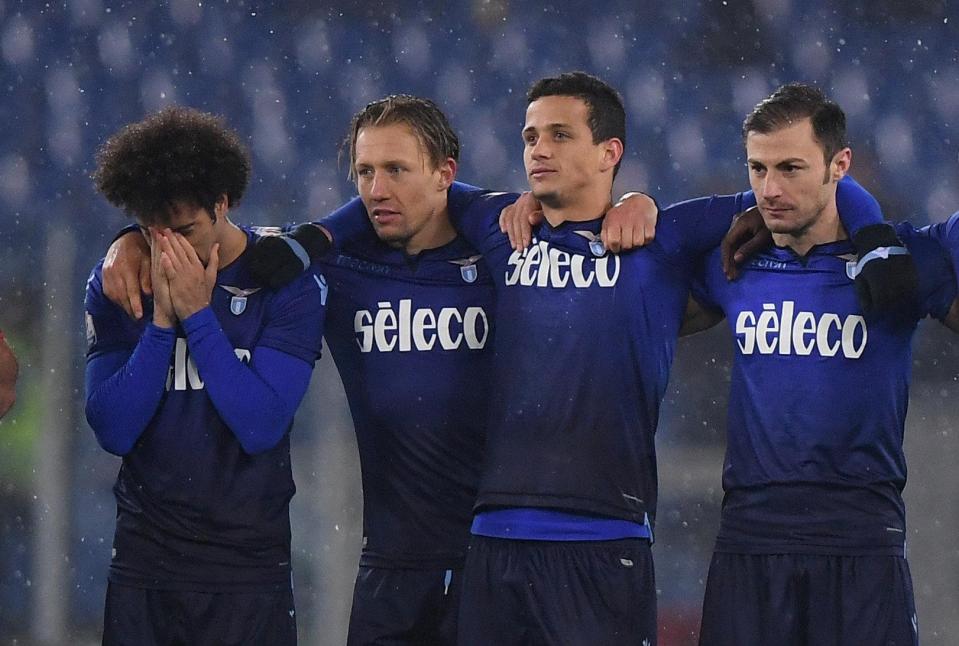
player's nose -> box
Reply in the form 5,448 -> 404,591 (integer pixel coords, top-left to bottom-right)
530,137 -> 551,159
760,175 -> 782,199
369,172 -> 390,200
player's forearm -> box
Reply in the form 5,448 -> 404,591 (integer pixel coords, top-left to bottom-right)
182,307 -> 312,455
85,324 -> 175,455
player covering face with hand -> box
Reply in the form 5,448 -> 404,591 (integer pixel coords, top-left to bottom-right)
85,106 -> 326,645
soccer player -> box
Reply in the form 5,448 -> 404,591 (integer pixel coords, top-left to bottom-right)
688,84 -> 959,646
320,96 -> 494,646
84,107 -> 326,645
0,330 -> 17,419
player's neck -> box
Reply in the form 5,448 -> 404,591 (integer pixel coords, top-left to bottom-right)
542,188 -> 613,226
403,209 -> 457,256
215,220 -> 249,268
773,203 -> 847,257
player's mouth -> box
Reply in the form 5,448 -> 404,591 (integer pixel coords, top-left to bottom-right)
761,205 -> 793,216
372,207 -> 402,224
529,166 -> 556,180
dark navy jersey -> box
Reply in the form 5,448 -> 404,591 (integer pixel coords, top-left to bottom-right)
445,188 -> 754,526
693,223 -> 957,555
84,231 -> 326,591
319,232 -> 494,569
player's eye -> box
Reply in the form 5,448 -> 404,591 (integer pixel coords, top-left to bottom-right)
554,131 -> 569,140
388,165 -> 403,175
524,134 -> 537,145
356,167 -> 373,179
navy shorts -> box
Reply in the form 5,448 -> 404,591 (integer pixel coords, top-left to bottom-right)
699,552 -> 918,646
457,535 -> 656,646
102,581 -> 296,646
347,565 -> 460,646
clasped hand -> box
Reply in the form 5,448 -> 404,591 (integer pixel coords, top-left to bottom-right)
149,229 -> 219,327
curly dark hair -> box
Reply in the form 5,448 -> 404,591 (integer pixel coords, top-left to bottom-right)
93,106 -> 251,224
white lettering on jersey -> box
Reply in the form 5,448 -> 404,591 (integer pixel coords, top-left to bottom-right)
166,338 -> 252,391
504,239 -> 620,288
354,299 -> 489,353
735,301 -> 867,358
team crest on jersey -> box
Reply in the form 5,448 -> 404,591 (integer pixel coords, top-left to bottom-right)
574,230 -> 607,257
220,285 -> 262,315
839,253 -> 859,280
448,255 -> 483,283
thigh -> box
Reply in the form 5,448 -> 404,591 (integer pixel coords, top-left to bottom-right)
103,582 -> 296,646
190,587 -> 297,646
806,555 -> 918,646
348,566 -> 459,646
457,536 -> 531,646
102,581 -> 174,646
530,539 -> 656,646
699,552 -> 802,646
458,536 -> 655,646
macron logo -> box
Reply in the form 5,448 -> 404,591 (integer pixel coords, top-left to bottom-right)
505,239 -> 620,288
735,301 -> 867,359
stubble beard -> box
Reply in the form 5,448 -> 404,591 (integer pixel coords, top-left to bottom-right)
532,188 -> 563,210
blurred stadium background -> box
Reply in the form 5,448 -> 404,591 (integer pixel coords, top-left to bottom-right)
1,1 -> 957,644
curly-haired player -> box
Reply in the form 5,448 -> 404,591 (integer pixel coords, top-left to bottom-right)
85,106 -> 326,645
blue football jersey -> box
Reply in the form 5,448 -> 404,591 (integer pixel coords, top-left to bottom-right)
320,232 -> 494,569
693,223 -> 957,555
84,231 -> 326,590
447,189 -> 752,526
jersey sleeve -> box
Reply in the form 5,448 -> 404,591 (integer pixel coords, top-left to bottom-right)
835,175 -> 883,235
84,263 -> 142,359
256,268 -> 327,362
653,193 -> 749,260
315,196 -> 377,249
183,270 -> 326,454
446,181 -> 520,254
84,263 -> 175,455
899,216 -> 959,320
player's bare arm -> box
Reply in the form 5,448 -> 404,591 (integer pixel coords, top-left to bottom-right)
498,191 -> 541,251
102,231 -> 152,319
721,206 -> 772,280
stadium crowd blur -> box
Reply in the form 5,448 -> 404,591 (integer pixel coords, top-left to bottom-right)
1,1 -> 957,644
